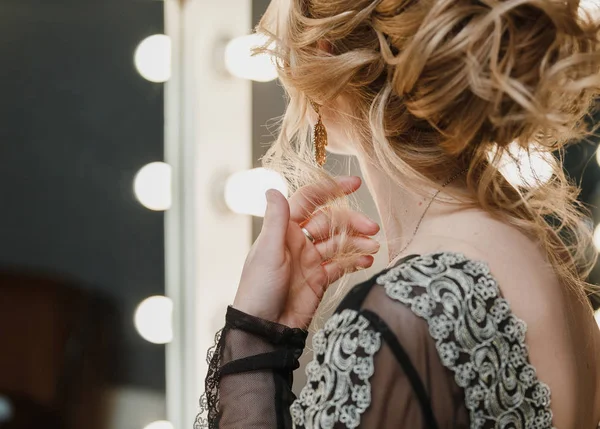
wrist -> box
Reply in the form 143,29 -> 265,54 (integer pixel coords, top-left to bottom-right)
231,300 -> 276,324
225,306 -> 308,347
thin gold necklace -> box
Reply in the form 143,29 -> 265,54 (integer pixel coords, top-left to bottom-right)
387,168 -> 468,269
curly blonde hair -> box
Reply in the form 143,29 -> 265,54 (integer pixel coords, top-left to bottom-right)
256,0 -> 600,311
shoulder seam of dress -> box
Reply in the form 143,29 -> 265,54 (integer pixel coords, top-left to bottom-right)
374,251 -> 556,429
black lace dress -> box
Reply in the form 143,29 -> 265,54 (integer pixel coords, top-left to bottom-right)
195,252 -> 556,429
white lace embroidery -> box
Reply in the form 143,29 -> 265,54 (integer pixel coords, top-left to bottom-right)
290,309 -> 381,429
376,251 -> 556,429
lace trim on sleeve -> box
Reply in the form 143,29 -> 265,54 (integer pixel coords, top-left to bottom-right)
376,251 -> 556,429
290,309 -> 382,429
195,328 -> 224,429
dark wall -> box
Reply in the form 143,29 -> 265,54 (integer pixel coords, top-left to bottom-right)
0,1 -> 165,389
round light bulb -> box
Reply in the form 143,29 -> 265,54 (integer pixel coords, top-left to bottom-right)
593,224 -> 600,252
224,34 -> 278,82
134,162 -> 172,211
134,296 -> 173,344
134,35 -> 172,83
224,168 -> 288,217
491,142 -> 554,188
579,0 -> 600,20
0,396 -> 13,423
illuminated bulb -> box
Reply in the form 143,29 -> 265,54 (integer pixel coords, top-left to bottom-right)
595,309 -> 600,329
596,145 -> 600,166
224,34 -> 278,82
579,0 -> 600,20
0,395 -> 13,423
224,168 -> 288,217
491,142 -> 554,188
142,421 -> 174,429
593,225 -> 600,252
134,296 -> 173,344
134,35 -> 172,83
134,162 -> 172,211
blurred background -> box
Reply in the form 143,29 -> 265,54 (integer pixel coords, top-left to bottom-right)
0,1 -> 598,429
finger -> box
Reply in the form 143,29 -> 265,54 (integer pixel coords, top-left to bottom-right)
322,255 -> 375,285
300,208 -> 379,242
315,235 -> 380,261
289,176 -> 361,223
261,189 -> 290,249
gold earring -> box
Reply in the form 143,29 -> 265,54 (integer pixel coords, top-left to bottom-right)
310,101 -> 328,167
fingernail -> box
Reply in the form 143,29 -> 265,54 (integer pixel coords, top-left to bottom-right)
265,189 -> 273,203
363,216 -> 379,231
358,255 -> 373,268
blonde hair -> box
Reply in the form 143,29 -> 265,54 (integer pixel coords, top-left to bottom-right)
256,0 -> 600,313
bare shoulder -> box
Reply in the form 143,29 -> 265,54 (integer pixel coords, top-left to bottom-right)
410,211 -> 600,427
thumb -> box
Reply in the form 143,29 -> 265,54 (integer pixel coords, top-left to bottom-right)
261,189 -> 290,249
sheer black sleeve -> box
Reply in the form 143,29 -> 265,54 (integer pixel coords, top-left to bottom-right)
194,306 -> 308,429
196,252 -> 562,428
194,285 -> 470,428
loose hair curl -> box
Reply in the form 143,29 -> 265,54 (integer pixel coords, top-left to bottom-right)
256,0 -> 600,315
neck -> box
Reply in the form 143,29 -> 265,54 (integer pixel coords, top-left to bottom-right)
355,156 -> 468,267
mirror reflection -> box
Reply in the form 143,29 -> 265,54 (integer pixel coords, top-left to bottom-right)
2,1 -> 600,429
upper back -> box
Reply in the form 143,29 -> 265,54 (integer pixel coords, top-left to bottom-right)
408,208 -> 600,428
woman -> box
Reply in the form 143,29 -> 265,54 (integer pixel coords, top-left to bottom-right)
196,0 -> 600,427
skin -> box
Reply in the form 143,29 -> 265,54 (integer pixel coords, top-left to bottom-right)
233,0 -> 600,426
233,175 -> 380,329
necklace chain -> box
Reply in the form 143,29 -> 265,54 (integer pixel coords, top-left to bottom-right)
387,167 -> 468,268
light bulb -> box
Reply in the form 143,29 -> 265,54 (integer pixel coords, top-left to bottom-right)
0,396 -> 13,423
142,421 -> 174,429
490,142 -> 554,188
224,168 -> 288,217
224,34 -> 278,82
593,225 -> 600,252
134,162 -> 172,211
134,35 -> 172,83
580,0 -> 600,20
134,296 -> 173,344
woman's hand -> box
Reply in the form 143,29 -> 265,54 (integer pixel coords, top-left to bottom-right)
232,176 -> 380,329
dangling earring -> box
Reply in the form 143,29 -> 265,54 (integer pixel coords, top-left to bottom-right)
310,101 -> 328,167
